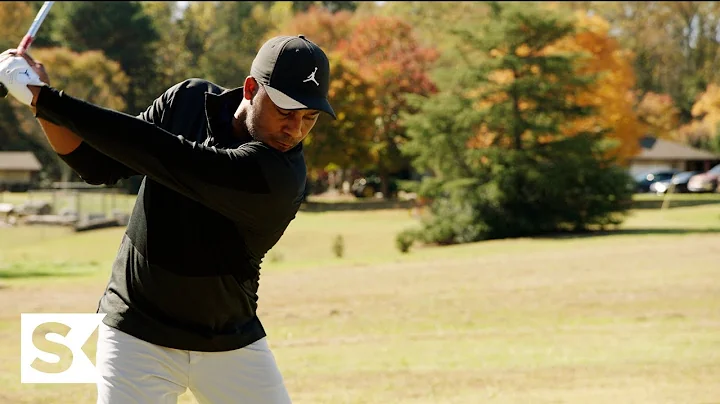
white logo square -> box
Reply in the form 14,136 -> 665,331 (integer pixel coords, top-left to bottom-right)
20,313 -> 105,384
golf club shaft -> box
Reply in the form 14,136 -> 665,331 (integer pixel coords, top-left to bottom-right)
17,1 -> 55,55
0,1 -> 55,97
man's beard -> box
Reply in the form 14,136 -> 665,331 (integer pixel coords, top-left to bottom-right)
245,111 -> 261,142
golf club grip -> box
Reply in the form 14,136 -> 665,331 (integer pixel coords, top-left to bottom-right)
16,34 -> 33,56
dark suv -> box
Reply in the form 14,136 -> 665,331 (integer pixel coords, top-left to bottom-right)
634,169 -> 680,193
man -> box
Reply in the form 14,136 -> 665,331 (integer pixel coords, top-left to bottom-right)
0,34 -> 335,403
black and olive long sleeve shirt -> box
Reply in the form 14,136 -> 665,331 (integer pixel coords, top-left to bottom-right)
34,78 -> 307,352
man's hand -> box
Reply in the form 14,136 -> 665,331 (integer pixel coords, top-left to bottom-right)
0,49 -> 84,155
1,49 -> 50,84
0,49 -> 48,107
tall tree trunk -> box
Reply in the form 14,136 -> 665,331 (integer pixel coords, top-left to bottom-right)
338,168 -> 347,194
380,169 -> 389,200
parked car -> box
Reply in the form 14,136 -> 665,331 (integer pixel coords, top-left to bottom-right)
351,175 -> 399,198
633,169 -> 681,193
649,170 -> 700,194
687,164 -> 720,193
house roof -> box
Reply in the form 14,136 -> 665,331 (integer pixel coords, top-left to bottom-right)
0,152 -> 42,171
633,137 -> 720,161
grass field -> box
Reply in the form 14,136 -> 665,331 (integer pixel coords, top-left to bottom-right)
0,200 -> 719,403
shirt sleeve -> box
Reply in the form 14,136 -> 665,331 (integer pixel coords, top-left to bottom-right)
52,88 -> 172,186
34,85 -> 286,232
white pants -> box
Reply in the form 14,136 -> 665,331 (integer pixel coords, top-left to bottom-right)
95,323 -> 292,404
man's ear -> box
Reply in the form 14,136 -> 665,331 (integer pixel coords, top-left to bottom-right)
243,76 -> 259,101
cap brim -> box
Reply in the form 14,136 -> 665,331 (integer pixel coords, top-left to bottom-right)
264,85 -> 337,120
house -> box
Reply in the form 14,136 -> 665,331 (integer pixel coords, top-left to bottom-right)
628,136 -> 720,177
0,151 -> 42,191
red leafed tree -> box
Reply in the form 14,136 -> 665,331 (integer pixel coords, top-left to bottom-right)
265,5 -> 355,50
337,16 -> 439,198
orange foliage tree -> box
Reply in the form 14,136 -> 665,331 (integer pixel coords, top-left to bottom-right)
636,92 -> 680,140
553,11 -> 647,163
677,84 -> 720,152
337,16 -> 439,197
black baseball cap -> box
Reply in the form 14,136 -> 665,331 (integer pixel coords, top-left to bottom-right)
251,35 -> 336,119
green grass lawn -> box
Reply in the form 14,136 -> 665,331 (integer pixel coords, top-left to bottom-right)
631,192 -> 720,201
0,203 -> 719,403
632,191 -> 720,209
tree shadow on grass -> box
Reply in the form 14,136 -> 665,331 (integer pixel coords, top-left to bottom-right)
0,262 -> 99,280
538,227 -> 720,240
301,199 -> 415,212
0,270 -> 91,279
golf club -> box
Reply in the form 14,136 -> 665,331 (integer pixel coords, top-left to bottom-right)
0,1 -> 55,98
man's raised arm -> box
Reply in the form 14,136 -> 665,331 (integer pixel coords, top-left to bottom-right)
35,87 -> 175,186
9,49 -> 140,185
30,85 -> 293,233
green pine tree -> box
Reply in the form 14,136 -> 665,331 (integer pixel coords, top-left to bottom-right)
50,1 -> 159,114
463,2 -> 596,151
400,2 -> 633,245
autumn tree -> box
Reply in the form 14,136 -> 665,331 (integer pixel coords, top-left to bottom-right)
10,48 -> 130,182
399,2 -> 632,246
261,6 -> 364,190
302,53 -> 376,173
587,2 -> 720,123
338,16 -> 439,198
374,1 -> 494,105
677,84 -> 720,153
265,5 -> 356,50
636,92 -> 680,140
553,11 -> 647,162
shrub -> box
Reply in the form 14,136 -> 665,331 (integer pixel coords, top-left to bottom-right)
404,136 -> 633,245
395,229 -> 417,253
332,234 -> 345,258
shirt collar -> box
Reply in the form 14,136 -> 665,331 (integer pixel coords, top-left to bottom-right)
204,86 -> 245,147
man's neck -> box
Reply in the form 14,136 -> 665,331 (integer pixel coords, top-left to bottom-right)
231,107 -> 253,142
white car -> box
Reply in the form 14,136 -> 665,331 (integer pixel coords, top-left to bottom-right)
687,164 -> 720,193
